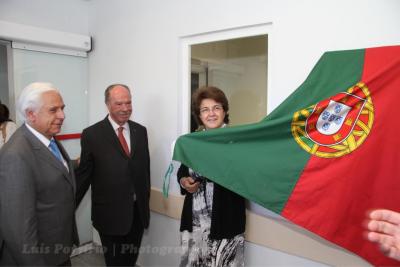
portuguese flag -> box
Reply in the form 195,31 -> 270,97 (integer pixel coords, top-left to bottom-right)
172,45 -> 400,266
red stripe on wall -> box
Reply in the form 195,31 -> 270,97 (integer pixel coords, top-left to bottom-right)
55,133 -> 81,140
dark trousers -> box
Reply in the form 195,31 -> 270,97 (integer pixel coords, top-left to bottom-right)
0,240 -> 3,261
99,203 -> 144,267
58,258 -> 71,266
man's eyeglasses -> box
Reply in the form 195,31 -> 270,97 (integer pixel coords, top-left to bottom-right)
200,105 -> 223,115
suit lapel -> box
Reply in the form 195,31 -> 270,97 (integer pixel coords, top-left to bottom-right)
21,125 -> 75,189
128,121 -> 136,158
56,138 -> 76,193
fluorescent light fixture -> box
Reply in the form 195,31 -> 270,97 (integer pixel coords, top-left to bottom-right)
0,20 -> 91,56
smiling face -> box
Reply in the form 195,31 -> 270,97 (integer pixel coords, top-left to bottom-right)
107,85 -> 132,125
199,98 -> 226,130
27,91 -> 65,139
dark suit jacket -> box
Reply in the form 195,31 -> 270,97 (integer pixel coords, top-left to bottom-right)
76,116 -> 150,235
0,124 -> 78,266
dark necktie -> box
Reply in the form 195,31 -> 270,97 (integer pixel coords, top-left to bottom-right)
49,139 -> 63,162
118,126 -> 130,156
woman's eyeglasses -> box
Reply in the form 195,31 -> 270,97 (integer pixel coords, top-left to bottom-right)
200,105 -> 223,115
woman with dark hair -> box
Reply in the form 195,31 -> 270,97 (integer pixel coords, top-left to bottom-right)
177,86 -> 246,266
0,102 -> 17,149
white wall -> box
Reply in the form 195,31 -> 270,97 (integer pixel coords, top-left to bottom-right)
1,0 -> 400,266
0,0 -> 89,35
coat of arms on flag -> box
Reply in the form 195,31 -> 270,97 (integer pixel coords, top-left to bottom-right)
292,82 -> 374,158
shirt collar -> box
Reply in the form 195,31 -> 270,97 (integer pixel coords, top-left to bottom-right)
25,123 -> 53,147
108,115 -> 129,131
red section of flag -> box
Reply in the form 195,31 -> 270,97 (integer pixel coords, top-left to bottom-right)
282,46 -> 400,266
55,133 -> 81,140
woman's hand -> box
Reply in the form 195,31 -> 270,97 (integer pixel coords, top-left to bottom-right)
180,176 -> 200,193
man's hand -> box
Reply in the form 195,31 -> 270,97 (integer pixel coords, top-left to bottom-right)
366,209 -> 400,261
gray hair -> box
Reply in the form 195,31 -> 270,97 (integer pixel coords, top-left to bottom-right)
17,82 -> 59,121
104,84 -> 131,103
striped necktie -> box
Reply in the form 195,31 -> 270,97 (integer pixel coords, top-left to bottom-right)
49,139 -> 63,162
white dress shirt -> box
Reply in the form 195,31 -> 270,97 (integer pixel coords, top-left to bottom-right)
108,116 -> 131,151
25,123 -> 69,171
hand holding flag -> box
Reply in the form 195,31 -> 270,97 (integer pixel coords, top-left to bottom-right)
180,176 -> 200,193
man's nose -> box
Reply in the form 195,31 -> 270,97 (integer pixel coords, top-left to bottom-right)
122,104 -> 131,111
57,109 -> 65,119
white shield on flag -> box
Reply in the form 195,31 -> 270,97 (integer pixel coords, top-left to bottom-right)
304,90 -> 367,146
316,100 -> 351,135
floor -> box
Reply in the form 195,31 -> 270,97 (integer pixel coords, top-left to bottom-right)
71,243 -> 148,267
71,249 -> 106,266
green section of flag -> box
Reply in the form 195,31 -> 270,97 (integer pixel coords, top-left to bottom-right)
173,48 -> 364,214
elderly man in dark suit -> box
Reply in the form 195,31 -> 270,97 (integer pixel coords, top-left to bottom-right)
0,82 -> 78,266
76,84 -> 150,266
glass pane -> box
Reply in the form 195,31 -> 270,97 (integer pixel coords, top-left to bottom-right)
0,42 -> 10,115
12,48 -> 88,157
